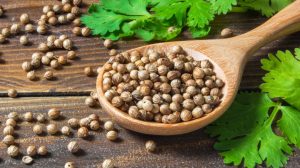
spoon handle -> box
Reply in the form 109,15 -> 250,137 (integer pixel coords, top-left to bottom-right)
234,0 -> 300,56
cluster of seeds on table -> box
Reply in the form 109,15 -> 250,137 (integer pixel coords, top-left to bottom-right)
103,45 -> 225,123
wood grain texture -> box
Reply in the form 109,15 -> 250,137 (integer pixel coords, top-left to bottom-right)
0,0 -> 299,94
0,96 -> 299,168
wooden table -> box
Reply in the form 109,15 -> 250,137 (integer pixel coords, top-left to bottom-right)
0,0 -> 300,167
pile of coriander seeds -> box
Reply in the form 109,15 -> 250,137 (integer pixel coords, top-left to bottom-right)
102,45 -> 225,124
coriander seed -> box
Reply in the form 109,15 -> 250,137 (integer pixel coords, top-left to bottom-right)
2,27 -> 10,37
47,123 -> 58,135
48,108 -> 61,120
6,119 -> 16,127
81,27 -> 91,37
33,124 -> 43,135
47,11 -> 55,18
7,145 -> 19,157
20,35 -> 29,45
73,18 -> 81,26
53,5 -> 62,13
103,39 -> 113,48
27,71 -> 36,81
22,156 -> 33,165
104,121 -> 114,131
62,0 -> 71,5
145,140 -> 156,152
54,39 -> 63,48
2,135 -> 15,145
202,104 -> 212,113
66,13 -> 75,21
84,67 -> 94,76
67,50 -> 76,60
20,13 -> 30,24
48,16 -> 58,25
63,39 -> 72,50
221,28 -> 233,38
37,25 -> 47,35
192,107 -> 204,118
67,141 -> 80,153
0,34 -> 5,43
102,159 -> 114,168
63,4 -> 72,13
109,49 -> 117,56
77,127 -> 89,138
68,118 -> 79,128
58,56 -> 68,64
43,5 -> 51,14
36,113 -> 46,123
59,35 -> 68,41
50,60 -> 60,69
8,89 -> 17,98
89,120 -> 100,130
88,113 -> 99,121
38,20 -> 46,26
61,126 -> 71,136
71,6 -> 81,15
38,43 -> 49,52
41,56 -> 51,65
8,112 -> 19,120
85,97 -> 96,107
10,23 -> 21,35
37,146 -> 48,155
44,71 -> 54,80
65,162 -> 75,168
25,24 -> 34,33
73,0 -> 82,6
106,130 -> 118,141
72,27 -> 81,36
79,118 -> 91,127
31,59 -> 41,68
23,112 -> 33,122
27,145 -> 37,156
58,15 -> 67,24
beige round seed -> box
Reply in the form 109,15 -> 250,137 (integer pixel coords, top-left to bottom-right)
43,5 -> 51,14
104,121 -> 114,131
44,71 -> 54,80
7,145 -> 19,157
27,145 -> 37,156
77,127 -> 89,138
47,124 -> 58,135
103,39 -> 113,48
58,56 -> 67,65
72,27 -> 81,36
2,27 -> 10,37
0,34 -> 5,43
2,135 -> 15,145
63,39 -> 72,50
58,15 -> 67,24
37,25 -> 47,35
102,159 -> 114,168
50,60 -> 60,69
65,162 -> 75,168
10,23 -> 21,35
7,89 -> 17,98
89,120 -> 100,131
85,97 -> 96,107
61,126 -> 71,136
53,5 -> 62,13
25,24 -> 34,33
22,61 -> 32,72
84,67 -> 94,76
23,112 -> 33,122
63,4 -> 72,13
68,141 -> 80,153
22,156 -> 33,165
27,71 -> 36,81
67,50 -> 76,60
37,146 -> 47,155
41,56 -> 51,65
38,43 -> 49,52
79,118 -> 91,127
81,27 -> 91,37
33,124 -> 43,135
36,113 -> 46,123
73,0 -> 82,6
73,18 -> 81,26
8,112 -> 19,120
68,118 -> 79,128
48,16 -> 58,25
20,13 -> 30,24
221,28 -> 233,38
6,119 -> 16,127
20,35 -> 29,45
66,13 -> 75,21
106,130 -> 118,141
145,140 -> 156,152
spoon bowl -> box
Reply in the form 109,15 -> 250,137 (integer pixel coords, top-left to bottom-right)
97,1 -> 300,135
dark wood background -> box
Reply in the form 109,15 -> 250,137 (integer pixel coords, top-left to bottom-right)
0,0 -> 300,167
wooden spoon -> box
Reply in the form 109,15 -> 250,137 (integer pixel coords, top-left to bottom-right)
97,0 -> 300,135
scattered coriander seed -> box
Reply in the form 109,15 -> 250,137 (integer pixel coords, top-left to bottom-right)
73,0 -> 82,6
0,34 -> 6,43
23,112 -> 34,122
221,28 -> 233,38
25,24 -> 34,33
65,162 -> 75,168
37,146 -> 47,155
10,23 -> 21,35
48,16 -> 58,25
32,52 -> 42,60
8,112 -> 19,120
58,56 -> 67,65
71,6 -> 81,15
3,125 -> 14,135
53,4 -> 62,13
31,58 -> 41,68
81,27 -> 91,37
37,25 -> 47,35
44,71 -> 54,80
106,130 -> 118,141
61,126 -> 71,136
47,11 -> 55,18
22,61 -> 32,72
8,89 -> 17,98
6,119 -> 16,127
145,140 -> 156,152
62,0 -> 71,5
88,113 -> 99,121
68,118 -> 79,128
43,5 -> 51,14
77,127 -> 89,138
102,159 -> 114,168
41,56 -> 51,65
27,145 -> 37,156
38,43 -> 49,52
47,123 -> 58,135
27,71 -> 36,81
67,141 -> 80,153
58,15 -> 67,24
104,121 -> 114,131
2,135 -> 15,145
109,49 -> 117,56
7,145 -> 19,157
67,50 -> 76,60
79,118 -> 91,127
63,39 -> 72,50
33,124 -> 43,135
48,108 -> 61,120
66,13 -> 75,21
103,39 -> 113,48
46,51 -> 55,59
72,27 -> 81,36
38,19 -> 46,26
73,18 -> 81,26
54,39 -> 63,48
89,120 -> 100,131
20,35 -> 29,45
59,35 -> 68,41
40,14 -> 48,21
50,60 -> 60,69
84,67 -> 94,76
22,156 -> 33,165
20,13 -> 30,24
2,27 -> 10,37
63,4 -> 72,13
36,113 -> 46,123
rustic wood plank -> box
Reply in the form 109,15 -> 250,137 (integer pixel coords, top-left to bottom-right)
0,0 -> 299,94
0,96 -> 299,168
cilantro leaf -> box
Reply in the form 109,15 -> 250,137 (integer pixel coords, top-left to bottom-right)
102,0 -> 150,16
260,49 -> 300,110
211,0 -> 237,15
206,93 -> 293,168
278,106 -> 300,148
